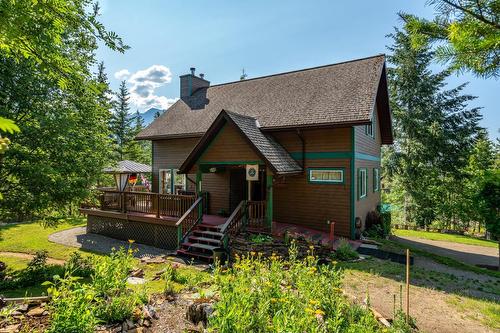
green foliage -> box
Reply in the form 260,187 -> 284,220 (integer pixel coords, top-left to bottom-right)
64,252 -> 94,278
0,55 -> 113,220
209,244 -> 382,332
249,234 -> 274,244
384,24 -> 482,229
479,169 -> 500,237
45,248 -> 145,332
402,0 -> 500,78
333,239 -> 359,261
0,0 -> 129,88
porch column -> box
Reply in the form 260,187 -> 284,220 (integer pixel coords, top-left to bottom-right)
196,167 -> 203,217
266,170 -> 273,230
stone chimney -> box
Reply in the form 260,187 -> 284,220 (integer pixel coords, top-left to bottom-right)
180,67 -> 210,100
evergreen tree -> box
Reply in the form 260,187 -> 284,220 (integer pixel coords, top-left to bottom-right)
110,81 -> 135,160
384,25 -> 482,227
123,111 -> 151,164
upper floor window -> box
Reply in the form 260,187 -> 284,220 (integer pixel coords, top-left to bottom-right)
308,168 -> 344,184
365,122 -> 374,138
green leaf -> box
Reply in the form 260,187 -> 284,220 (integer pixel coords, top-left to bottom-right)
0,117 -> 20,134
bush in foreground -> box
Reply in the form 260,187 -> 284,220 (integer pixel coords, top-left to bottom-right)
209,243 -> 384,332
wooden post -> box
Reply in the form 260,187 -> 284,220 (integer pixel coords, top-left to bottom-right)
122,192 -> 126,213
247,180 -> 252,201
406,249 -> 410,323
156,193 -> 160,218
266,171 -> 273,230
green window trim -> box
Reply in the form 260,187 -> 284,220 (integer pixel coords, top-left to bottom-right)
373,168 -> 380,192
307,167 -> 345,184
357,168 -> 368,200
159,168 -> 187,194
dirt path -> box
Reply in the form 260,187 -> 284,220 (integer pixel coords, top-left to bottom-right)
393,236 -> 498,268
0,251 -> 66,265
342,259 -> 499,333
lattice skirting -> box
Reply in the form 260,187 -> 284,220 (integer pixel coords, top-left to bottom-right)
87,215 -> 178,250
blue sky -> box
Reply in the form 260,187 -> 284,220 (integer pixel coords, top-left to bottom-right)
96,0 -> 499,139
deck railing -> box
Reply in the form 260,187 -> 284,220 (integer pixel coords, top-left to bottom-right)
99,189 -> 196,218
175,196 -> 203,242
247,200 -> 266,229
220,200 -> 247,238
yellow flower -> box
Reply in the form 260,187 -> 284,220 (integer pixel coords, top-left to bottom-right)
309,299 -> 319,305
309,245 -> 314,250
128,239 -> 135,244
315,309 -> 325,316
305,307 -> 314,314
250,251 -> 256,256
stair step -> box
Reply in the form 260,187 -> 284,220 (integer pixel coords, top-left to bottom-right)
196,223 -> 222,231
188,236 -> 222,245
193,230 -> 224,238
177,249 -> 213,260
181,242 -> 219,252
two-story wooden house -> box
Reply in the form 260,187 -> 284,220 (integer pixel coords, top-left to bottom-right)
83,54 -> 392,259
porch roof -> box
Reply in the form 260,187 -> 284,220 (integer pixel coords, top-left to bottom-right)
103,160 -> 151,174
179,110 -> 303,175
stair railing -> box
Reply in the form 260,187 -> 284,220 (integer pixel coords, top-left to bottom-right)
219,200 -> 247,248
175,196 -> 203,245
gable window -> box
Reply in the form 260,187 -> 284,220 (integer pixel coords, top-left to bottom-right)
358,168 -> 367,199
159,169 -> 186,194
308,168 -> 344,184
373,168 -> 380,192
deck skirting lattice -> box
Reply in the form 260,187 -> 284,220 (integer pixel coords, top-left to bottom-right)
87,214 -> 178,250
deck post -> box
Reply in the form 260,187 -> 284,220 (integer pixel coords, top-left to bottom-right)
266,170 -> 273,230
196,168 -> 203,218
155,193 -> 160,218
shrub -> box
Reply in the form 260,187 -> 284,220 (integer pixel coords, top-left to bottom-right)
248,234 -> 273,244
46,247 -> 145,332
209,242 -> 381,332
64,252 -> 94,278
364,209 -> 391,238
333,239 -> 359,261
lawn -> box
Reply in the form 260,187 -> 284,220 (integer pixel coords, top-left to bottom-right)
393,229 -> 498,248
0,217 -> 86,260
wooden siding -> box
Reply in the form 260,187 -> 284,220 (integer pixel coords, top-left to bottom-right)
354,159 -> 381,229
355,105 -> 381,156
202,172 -> 230,215
152,138 -> 199,193
271,127 -> 352,153
274,158 -> 352,237
199,124 -> 261,163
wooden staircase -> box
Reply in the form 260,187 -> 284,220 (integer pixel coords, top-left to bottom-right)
177,223 -> 224,261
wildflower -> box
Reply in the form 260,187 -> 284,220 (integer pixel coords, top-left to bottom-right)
128,239 -> 135,244
305,307 -> 314,314
314,309 -> 325,316
309,245 -> 314,250
309,299 -> 319,305
250,251 -> 256,256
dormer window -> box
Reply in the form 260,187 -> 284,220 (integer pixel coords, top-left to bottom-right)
365,116 -> 375,138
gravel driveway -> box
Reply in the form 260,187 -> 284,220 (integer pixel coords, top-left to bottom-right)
392,235 -> 499,268
48,226 -> 174,258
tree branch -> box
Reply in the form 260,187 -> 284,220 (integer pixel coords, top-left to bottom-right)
443,0 -> 500,29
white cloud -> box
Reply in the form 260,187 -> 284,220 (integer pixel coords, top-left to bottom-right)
114,69 -> 130,81
114,65 -> 176,111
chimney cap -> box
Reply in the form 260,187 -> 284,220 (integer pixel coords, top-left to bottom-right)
199,73 -> 205,79
190,67 -> 196,75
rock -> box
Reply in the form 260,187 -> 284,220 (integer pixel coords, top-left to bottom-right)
17,303 -> 29,312
140,256 -> 166,264
127,328 -> 143,333
186,302 -> 213,327
142,319 -> 151,327
129,268 -> 144,278
42,310 -> 49,316
127,277 -> 146,285
121,321 -> 128,333
27,306 -> 45,317
10,310 -> 23,317
110,324 -> 122,333
126,319 -> 135,329
0,323 -> 21,333
142,305 -> 158,320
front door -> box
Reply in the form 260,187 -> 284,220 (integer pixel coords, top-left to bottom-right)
229,168 -> 247,213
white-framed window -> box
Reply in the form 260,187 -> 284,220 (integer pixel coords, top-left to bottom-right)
308,168 -> 344,184
358,168 -> 367,199
159,169 -> 186,194
159,169 -> 172,194
173,169 -> 186,194
373,168 -> 380,192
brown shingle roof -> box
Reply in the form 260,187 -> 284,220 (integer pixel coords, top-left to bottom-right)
179,110 -> 302,175
137,55 -> 388,140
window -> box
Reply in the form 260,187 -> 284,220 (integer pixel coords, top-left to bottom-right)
159,169 -> 187,194
173,169 -> 186,194
159,169 -> 172,194
373,168 -> 380,192
358,168 -> 367,199
308,168 -> 344,184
